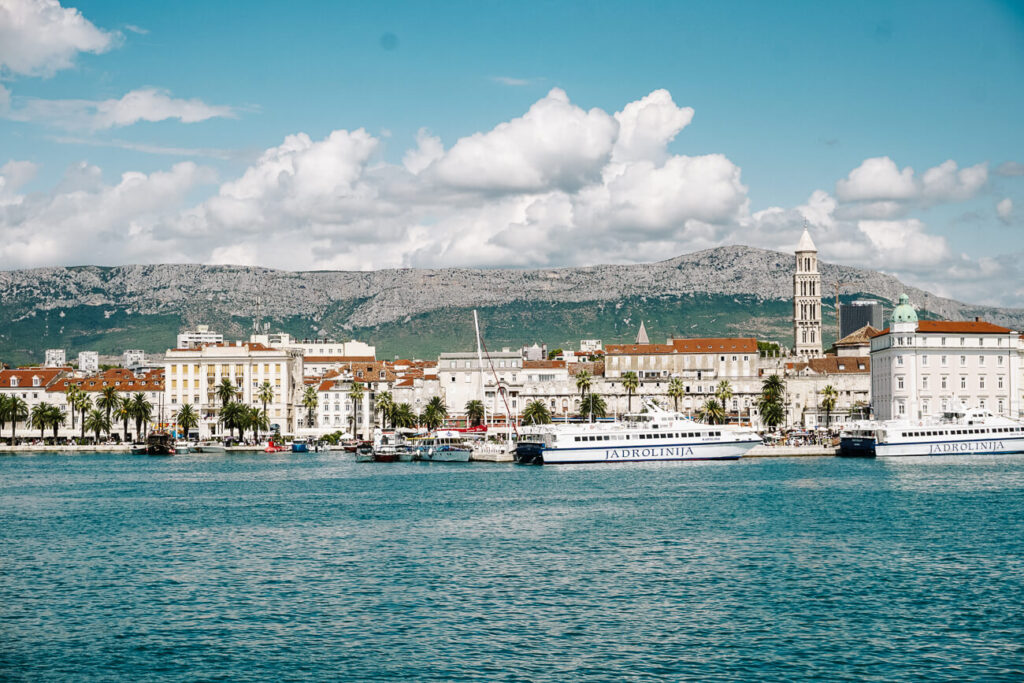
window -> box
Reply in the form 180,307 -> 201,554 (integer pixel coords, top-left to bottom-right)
941,376 -> 948,389
941,337 -> 947,346
998,356 -> 1004,365
979,356 -> 985,366
450,361 -> 456,369
960,376 -> 967,390
897,376 -> 904,390
921,356 -> 928,366
897,356 -> 904,366
998,376 -> 1004,389
941,355 -> 948,366
499,360 -> 506,368
465,361 -> 471,369
960,356 -> 966,366
979,377 -> 985,390
960,337 -> 965,346
921,376 -> 928,390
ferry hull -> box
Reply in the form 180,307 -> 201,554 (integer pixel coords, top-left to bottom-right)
875,436 -> 1024,458
515,440 -> 758,465
838,437 -> 876,458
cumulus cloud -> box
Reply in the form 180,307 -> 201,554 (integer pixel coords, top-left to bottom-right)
431,88 -> 618,193
997,198 -> 1013,224
6,87 -> 235,129
0,87 -> 1016,305
0,0 -> 116,77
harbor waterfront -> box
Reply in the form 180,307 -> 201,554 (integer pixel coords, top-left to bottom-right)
3,452 -> 1024,680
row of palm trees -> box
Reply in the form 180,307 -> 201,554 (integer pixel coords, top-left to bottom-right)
0,385 -> 156,443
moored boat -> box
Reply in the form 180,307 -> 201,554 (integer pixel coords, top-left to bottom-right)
145,431 -> 175,456
192,441 -> 226,453
415,430 -> 473,462
839,409 -> 1024,458
291,437 -> 309,453
514,402 -> 761,465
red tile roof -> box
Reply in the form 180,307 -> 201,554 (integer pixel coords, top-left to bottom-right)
303,355 -> 376,363
49,368 -> 165,393
524,360 -> 567,369
605,338 -> 758,355
0,368 -> 66,389
605,343 -> 676,355
786,356 -> 871,375
874,319 -> 1013,336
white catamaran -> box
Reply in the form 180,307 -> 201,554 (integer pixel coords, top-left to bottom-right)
839,408 -> 1024,458
514,402 -> 762,465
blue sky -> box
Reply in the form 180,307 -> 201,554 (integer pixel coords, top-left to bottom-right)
1,0 -> 1023,305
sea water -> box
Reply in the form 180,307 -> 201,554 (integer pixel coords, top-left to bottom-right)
2,453 -> 1023,681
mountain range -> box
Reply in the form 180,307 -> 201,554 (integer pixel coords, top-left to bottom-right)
1,245 -> 1021,365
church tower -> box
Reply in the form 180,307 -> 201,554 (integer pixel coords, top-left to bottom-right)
793,225 -> 822,357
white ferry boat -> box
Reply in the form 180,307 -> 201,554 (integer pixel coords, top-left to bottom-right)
839,409 -> 1024,458
513,403 -> 762,465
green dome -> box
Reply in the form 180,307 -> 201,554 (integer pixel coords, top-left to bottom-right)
891,293 -> 918,324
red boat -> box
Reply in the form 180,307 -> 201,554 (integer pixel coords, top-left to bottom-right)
264,439 -> 286,453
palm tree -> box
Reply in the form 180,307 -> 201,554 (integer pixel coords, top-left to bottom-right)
715,380 -> 734,421
257,380 -> 275,412
575,369 -> 592,400
464,399 -> 485,427
347,382 -> 364,436
7,396 -> 28,444
30,403 -> 52,440
46,405 -> 65,440
129,393 -> 153,441
580,393 -> 607,420
115,399 -> 132,442
84,408 -> 110,443
375,391 -> 395,429
521,400 -> 552,425
97,386 -> 120,428
216,377 -> 237,407
758,375 -> 787,431
392,403 -> 416,428
65,384 -> 81,432
176,403 -> 200,438
73,392 -> 92,440
219,402 -> 243,441
423,396 -> 448,431
697,398 -> 727,425
820,384 -> 838,429
667,377 -> 686,413
301,384 -> 319,432
248,407 -> 269,442
0,394 -> 10,439
621,371 -> 639,413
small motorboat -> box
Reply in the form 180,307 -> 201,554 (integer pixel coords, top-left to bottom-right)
264,439 -> 286,453
130,443 -> 148,455
291,437 -> 310,453
192,441 -> 226,454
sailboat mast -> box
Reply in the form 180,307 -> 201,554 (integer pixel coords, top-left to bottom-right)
473,309 -> 487,427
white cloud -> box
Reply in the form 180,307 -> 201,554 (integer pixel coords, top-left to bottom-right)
835,157 -> 917,202
997,198 -> 1013,224
431,87 -> 618,193
490,76 -> 533,86
611,89 -> 693,164
857,219 -> 951,269
6,87 -> 235,129
402,128 -> 444,174
996,161 -> 1024,177
920,160 -> 987,203
0,0 -> 116,77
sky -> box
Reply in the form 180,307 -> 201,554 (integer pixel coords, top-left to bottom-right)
1,0 -> 1023,306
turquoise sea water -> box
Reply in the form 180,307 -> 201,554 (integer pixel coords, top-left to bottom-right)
2,453 -> 1023,681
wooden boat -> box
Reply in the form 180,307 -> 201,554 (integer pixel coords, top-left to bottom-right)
146,431 -> 175,456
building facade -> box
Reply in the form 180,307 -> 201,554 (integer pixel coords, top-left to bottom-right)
839,300 -> 884,339
78,351 -> 99,373
870,295 -> 1022,420
438,350 -> 524,421
177,325 -> 224,349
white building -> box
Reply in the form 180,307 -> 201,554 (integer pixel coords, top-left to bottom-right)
784,356 -> 871,428
177,325 -> 224,349
793,227 -> 823,357
44,349 -> 66,368
580,339 -> 603,353
248,332 -> 375,359
438,349 -> 523,422
870,295 -> 1022,420
164,342 -> 303,438
123,350 -> 146,369
77,351 -> 99,373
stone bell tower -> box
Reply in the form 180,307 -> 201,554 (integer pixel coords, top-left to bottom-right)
793,224 -> 822,357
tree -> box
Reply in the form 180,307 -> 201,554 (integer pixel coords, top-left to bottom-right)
575,369 -> 592,399
72,392 -> 92,440
375,391 -> 395,429
300,384 -> 319,432
97,386 -> 120,428
176,403 -> 200,437
0,394 -> 9,438
697,399 -> 727,425
521,400 -> 552,425
547,348 -> 563,360
820,384 -> 838,429
715,380 -> 734,420
256,381 -> 275,437
30,402 -> 52,440
219,402 -> 243,440
392,403 -> 415,429
65,384 -> 81,432
465,399 -> 485,427
667,377 -> 686,413
46,405 -> 65,440
347,382 -> 365,436
579,393 -> 607,420
248,407 -> 269,442
216,377 -> 237,407
129,393 -> 153,441
621,371 -> 639,413
84,408 -> 110,443
757,374 -> 787,431
422,396 -> 448,431
115,399 -> 132,442
7,396 -> 28,443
